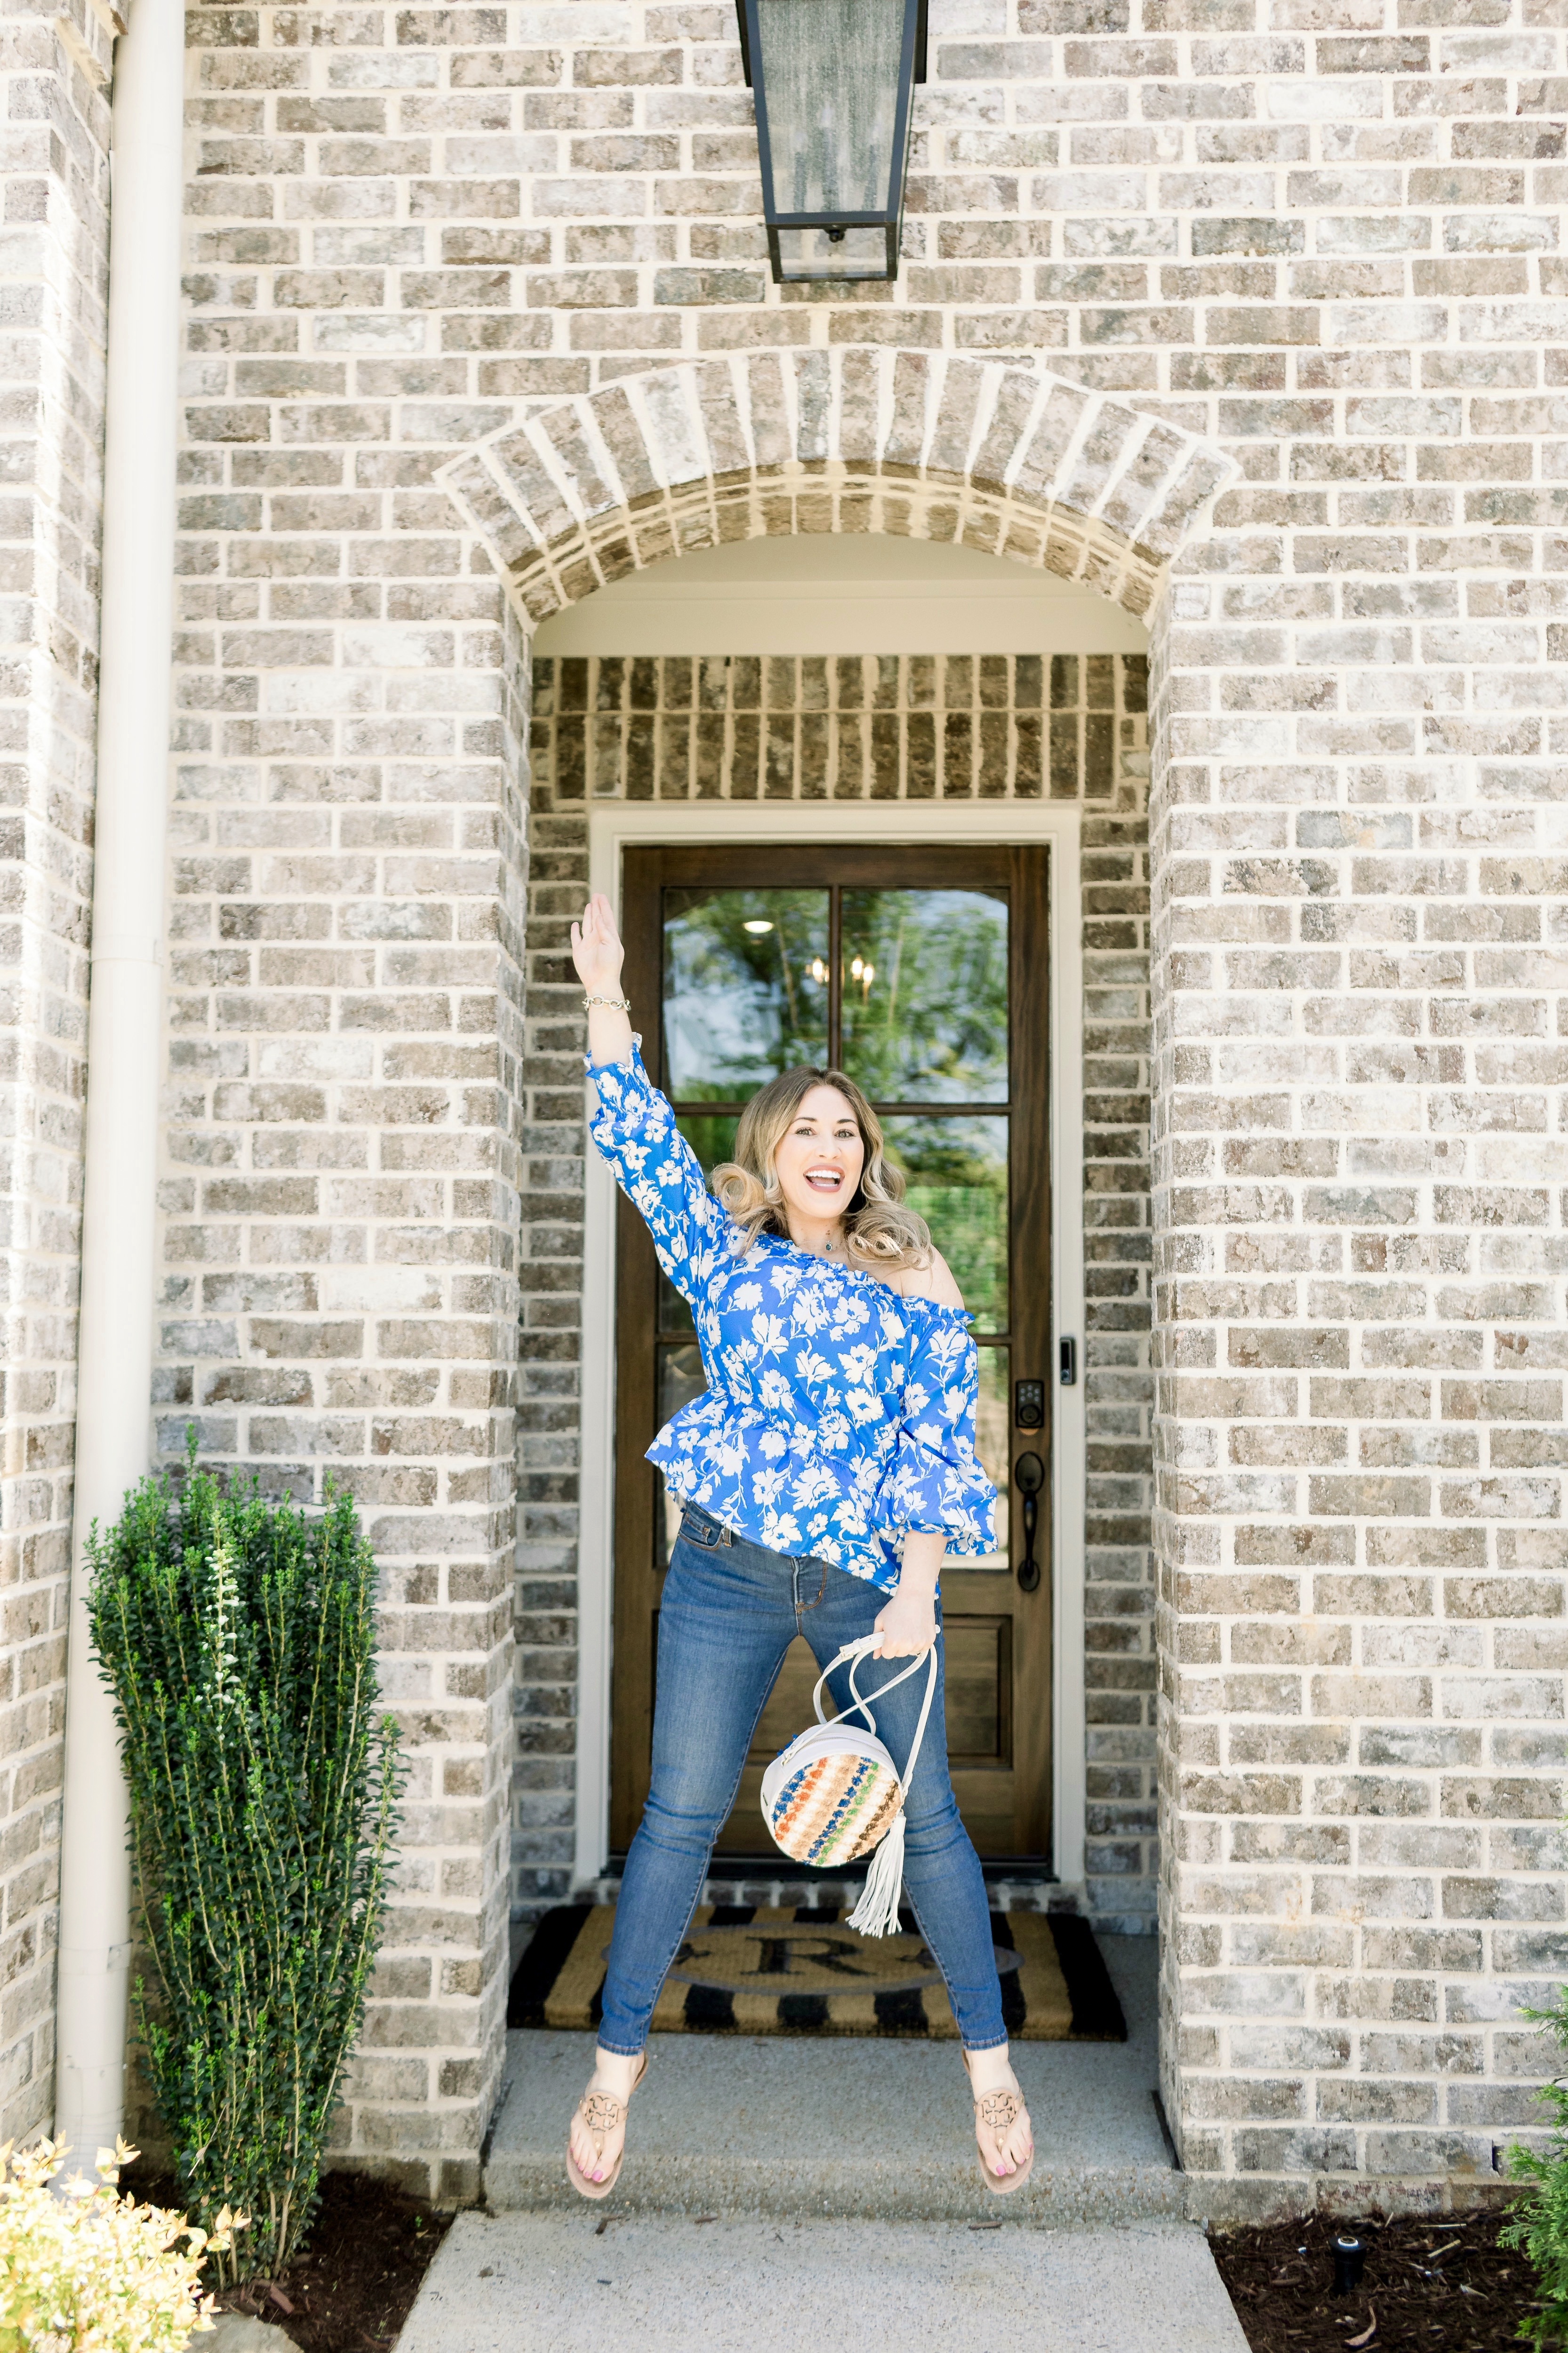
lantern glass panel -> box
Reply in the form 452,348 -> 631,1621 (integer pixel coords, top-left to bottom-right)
754,0 -> 907,222
772,224 -> 892,280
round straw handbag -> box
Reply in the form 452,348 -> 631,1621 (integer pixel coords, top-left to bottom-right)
759,1633 -> 939,1939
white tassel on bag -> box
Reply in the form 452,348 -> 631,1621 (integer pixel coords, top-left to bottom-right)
846,1808 -> 906,1938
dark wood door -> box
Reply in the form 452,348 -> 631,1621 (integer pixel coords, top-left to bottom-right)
609,844 -> 1053,1864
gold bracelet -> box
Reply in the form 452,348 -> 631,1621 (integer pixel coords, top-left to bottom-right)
584,992 -> 631,1012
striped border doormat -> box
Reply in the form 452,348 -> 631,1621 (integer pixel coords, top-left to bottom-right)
508,1904 -> 1126,2041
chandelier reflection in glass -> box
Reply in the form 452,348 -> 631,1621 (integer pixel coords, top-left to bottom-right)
736,0 -> 927,284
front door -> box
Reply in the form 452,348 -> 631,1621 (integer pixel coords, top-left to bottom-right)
609,843 -> 1053,1863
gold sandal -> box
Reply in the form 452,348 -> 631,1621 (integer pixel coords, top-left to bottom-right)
964,2051 -> 1034,2197
566,2052 -> 648,2201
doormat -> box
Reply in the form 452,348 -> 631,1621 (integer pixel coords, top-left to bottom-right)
507,1904 -> 1126,2041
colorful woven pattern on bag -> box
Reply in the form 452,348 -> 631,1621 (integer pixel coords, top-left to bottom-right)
766,1750 -> 904,1867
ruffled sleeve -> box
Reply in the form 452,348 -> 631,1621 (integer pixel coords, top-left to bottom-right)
885,1301 -> 997,1557
586,1046 -> 727,1305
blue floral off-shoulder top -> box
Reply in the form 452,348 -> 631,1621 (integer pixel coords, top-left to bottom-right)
587,1048 -> 998,1593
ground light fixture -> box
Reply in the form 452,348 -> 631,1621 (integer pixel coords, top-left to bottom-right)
736,0 -> 928,283
1332,2237 -> 1366,2296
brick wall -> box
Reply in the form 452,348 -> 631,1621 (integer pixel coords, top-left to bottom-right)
152,597 -> 529,2192
0,0 -> 113,2146
160,0 -> 1568,2206
517,645 -> 1158,1932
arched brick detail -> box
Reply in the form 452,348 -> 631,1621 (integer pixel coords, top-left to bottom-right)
440,347 -> 1235,625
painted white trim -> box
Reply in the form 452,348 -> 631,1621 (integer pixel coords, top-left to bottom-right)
56,0 -> 186,2163
573,802 -> 1088,1894
533,548 -> 1147,660
536,588 -> 1145,658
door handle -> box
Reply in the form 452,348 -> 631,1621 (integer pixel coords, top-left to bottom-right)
1015,1450 -> 1044,1593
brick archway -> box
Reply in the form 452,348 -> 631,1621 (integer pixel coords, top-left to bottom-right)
440,346 -> 1235,625
465,341 -> 1239,1958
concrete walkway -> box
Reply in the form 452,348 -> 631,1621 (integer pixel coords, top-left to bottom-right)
483,1932 -> 1180,2225
395,2216 -> 1250,2353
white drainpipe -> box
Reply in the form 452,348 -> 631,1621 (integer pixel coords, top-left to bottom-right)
54,0 -> 185,2162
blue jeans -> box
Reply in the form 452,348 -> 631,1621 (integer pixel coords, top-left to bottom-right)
597,1506 -> 1007,2055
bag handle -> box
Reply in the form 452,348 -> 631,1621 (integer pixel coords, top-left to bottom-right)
810,1633 -> 940,1806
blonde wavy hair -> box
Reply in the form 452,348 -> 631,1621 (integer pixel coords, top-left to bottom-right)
711,1067 -> 932,1273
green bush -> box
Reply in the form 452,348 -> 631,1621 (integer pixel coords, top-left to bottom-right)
89,1457 -> 400,2282
1502,1983 -> 1568,2346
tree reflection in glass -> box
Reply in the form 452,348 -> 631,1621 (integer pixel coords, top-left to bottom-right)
880,1116 -> 1008,1331
840,889 -> 1008,1104
974,1346 -> 1011,1570
663,888 -> 829,1101
654,882 -> 1014,1571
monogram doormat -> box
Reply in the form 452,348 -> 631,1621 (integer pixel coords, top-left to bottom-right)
507,1904 -> 1126,2042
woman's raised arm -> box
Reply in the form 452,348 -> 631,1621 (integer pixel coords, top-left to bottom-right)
573,893 -> 725,1302
571,893 -> 635,1065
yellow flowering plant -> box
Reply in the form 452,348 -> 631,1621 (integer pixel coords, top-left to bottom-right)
0,2137 -> 242,2353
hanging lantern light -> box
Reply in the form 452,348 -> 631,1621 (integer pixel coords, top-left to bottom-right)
736,0 -> 927,285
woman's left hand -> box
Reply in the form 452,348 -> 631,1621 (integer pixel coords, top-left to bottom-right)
873,1584 -> 937,1658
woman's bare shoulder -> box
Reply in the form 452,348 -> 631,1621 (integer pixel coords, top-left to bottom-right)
889,1249 -> 966,1311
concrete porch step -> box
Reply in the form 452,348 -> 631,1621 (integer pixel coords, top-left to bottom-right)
483,1932 -> 1183,2226
396,2216 -> 1247,2353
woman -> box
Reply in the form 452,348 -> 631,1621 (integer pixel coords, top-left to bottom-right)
566,892 -> 1035,2200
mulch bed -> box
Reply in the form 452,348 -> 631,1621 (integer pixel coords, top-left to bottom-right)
122,2166 -> 451,2353
1211,2208 -> 1534,2353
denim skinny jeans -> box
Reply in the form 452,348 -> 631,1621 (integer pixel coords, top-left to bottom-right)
596,1505 -> 1007,2056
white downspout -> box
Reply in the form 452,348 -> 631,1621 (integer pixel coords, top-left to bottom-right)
54,0 -> 185,2161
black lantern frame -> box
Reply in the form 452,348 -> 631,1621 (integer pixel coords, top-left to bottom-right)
736,0 -> 928,285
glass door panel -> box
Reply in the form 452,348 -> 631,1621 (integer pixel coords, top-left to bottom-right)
839,888 -> 1009,1103
612,844 -> 1053,1864
973,1345 -> 1011,1574
674,1111 -> 742,1172
879,1115 -> 1009,1330
662,888 -> 829,1100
